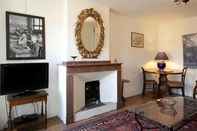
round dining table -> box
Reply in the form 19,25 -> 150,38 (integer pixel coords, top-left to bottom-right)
144,68 -> 183,97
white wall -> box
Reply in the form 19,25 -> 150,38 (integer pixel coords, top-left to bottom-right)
110,11 -> 158,97
58,66 -> 67,124
2,0 -> 197,128
0,0 -> 111,127
110,12 -> 197,98
0,0 -> 68,128
67,0 -> 110,60
157,16 -> 197,96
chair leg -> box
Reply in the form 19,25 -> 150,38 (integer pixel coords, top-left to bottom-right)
193,86 -> 197,99
182,87 -> 185,97
153,84 -> 155,93
168,86 -> 172,96
169,89 -> 172,96
142,84 -> 145,96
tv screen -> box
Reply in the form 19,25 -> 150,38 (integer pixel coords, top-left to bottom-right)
0,63 -> 49,95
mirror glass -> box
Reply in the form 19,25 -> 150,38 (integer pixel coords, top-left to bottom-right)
81,17 -> 100,51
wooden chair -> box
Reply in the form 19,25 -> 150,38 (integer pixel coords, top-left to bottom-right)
193,81 -> 197,99
167,67 -> 187,96
141,67 -> 157,96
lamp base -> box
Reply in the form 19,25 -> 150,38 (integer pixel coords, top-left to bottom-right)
157,62 -> 166,71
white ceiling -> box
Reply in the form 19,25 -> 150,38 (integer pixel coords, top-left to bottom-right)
93,0 -> 197,19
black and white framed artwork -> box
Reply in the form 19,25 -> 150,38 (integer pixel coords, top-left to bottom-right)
6,11 -> 45,60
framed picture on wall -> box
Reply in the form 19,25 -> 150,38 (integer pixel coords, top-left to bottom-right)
6,11 -> 46,60
183,33 -> 197,68
131,32 -> 144,48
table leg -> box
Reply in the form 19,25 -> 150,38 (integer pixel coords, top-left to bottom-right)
158,74 -> 168,98
157,75 -> 162,97
8,105 -> 12,130
193,86 -> 197,99
41,101 -> 43,116
45,100 -> 47,129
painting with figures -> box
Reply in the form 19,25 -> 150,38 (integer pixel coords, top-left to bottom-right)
6,12 -> 45,60
183,33 -> 197,68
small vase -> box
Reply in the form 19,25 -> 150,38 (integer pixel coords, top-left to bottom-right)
71,56 -> 77,61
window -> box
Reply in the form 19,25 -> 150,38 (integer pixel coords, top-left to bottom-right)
32,18 -> 43,31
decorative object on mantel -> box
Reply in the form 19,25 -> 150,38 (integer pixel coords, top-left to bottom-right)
131,32 -> 144,48
114,58 -> 118,63
6,12 -> 45,60
183,33 -> 197,68
71,56 -> 77,61
174,0 -> 190,5
75,8 -> 105,58
155,52 -> 169,71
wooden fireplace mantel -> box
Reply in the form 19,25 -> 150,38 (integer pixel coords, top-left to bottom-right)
63,61 -> 123,124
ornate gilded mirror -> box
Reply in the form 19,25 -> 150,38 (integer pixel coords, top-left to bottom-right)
75,8 -> 104,58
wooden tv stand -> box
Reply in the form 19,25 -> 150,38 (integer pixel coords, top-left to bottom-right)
7,91 -> 48,130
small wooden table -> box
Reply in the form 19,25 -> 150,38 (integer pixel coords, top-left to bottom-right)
7,91 -> 48,130
144,68 -> 182,97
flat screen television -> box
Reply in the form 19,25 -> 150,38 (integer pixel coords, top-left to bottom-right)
0,63 -> 49,95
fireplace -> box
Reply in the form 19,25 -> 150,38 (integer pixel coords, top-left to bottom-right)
85,80 -> 102,109
60,61 -> 122,123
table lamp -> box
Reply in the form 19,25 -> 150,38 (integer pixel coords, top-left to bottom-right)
155,52 -> 169,71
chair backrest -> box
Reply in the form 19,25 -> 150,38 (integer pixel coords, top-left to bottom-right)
182,67 -> 188,85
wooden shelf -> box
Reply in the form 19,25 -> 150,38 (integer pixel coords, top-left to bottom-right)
11,114 -> 46,130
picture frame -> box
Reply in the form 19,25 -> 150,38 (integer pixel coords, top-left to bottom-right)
183,33 -> 197,68
6,11 -> 46,60
131,32 -> 144,48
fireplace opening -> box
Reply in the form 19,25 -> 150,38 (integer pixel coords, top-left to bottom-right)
84,80 -> 103,109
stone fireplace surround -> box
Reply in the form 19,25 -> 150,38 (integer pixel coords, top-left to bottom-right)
63,61 -> 122,124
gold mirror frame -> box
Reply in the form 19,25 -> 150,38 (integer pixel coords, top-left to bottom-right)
75,8 -> 105,58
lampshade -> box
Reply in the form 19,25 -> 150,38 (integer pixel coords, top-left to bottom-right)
155,52 -> 169,61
